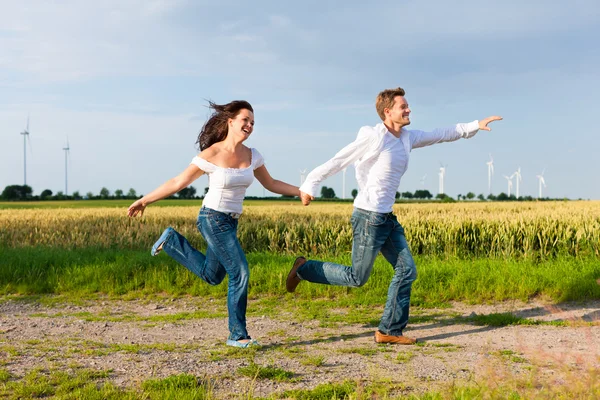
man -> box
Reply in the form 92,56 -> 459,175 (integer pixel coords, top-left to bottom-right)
288,87 -> 501,344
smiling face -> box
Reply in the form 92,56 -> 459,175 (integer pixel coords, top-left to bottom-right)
384,96 -> 411,127
228,108 -> 255,140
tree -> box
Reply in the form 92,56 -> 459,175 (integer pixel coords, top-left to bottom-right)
477,194 -> 485,201
54,191 -> 65,200
99,187 -> 110,199
351,189 -> 358,199
414,189 -> 432,199
86,192 -> 94,199
72,191 -> 82,200
40,189 -> 53,200
320,186 -> 336,199
178,186 -> 197,199
1,185 -> 33,200
114,189 -> 124,199
436,193 -> 455,202
127,188 -> 137,199
466,192 -> 476,200
401,191 -> 413,199
496,192 -> 509,201
487,194 -> 497,201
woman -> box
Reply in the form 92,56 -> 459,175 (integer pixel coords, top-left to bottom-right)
128,100 -> 299,348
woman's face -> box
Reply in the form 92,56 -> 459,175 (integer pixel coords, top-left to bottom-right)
228,108 -> 254,140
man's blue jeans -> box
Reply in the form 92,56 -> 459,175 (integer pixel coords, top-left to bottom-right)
297,207 -> 417,336
160,207 -> 250,341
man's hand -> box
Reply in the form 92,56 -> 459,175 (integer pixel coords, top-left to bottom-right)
478,116 -> 503,131
300,191 -> 314,206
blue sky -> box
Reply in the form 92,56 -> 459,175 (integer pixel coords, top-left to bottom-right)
1,0 -> 599,200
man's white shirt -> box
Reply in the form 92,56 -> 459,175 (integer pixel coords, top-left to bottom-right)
300,121 -> 480,213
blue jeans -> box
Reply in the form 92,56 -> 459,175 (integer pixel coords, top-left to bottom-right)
160,207 -> 250,341
297,208 -> 417,336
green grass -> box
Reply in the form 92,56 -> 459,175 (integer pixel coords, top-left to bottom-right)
0,199 -> 303,209
338,347 -> 379,356
1,247 -> 598,305
0,367 -> 212,400
142,374 -> 212,399
463,312 -> 568,327
0,368 -> 10,382
237,362 -> 295,382
299,355 -> 325,367
279,381 -> 357,399
496,350 -> 529,364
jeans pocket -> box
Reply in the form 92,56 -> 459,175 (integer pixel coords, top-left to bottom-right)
367,213 -> 387,226
215,213 -> 235,233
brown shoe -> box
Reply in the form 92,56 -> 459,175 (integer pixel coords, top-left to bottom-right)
374,330 -> 417,345
286,257 -> 306,293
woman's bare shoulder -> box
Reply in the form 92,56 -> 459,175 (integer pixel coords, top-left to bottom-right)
198,145 -> 221,161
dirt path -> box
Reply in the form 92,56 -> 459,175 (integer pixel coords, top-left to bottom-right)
1,298 -> 599,398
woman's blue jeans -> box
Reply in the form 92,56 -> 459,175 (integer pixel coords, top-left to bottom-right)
160,207 -> 250,341
297,207 -> 417,336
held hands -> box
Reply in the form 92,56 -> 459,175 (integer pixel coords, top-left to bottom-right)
478,116 -> 503,131
300,191 -> 314,206
127,199 -> 147,217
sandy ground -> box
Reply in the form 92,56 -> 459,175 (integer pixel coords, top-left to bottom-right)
1,297 -> 599,398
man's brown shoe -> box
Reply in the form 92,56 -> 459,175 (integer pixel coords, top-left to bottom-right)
374,330 -> 417,345
286,257 -> 306,293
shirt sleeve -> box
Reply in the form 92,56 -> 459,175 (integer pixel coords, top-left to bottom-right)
410,120 -> 480,149
299,127 -> 375,197
251,148 -> 265,170
190,156 -> 216,173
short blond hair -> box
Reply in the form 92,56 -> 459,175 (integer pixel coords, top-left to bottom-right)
375,87 -> 406,121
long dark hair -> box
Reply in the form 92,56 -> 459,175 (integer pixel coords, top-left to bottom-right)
196,100 -> 254,151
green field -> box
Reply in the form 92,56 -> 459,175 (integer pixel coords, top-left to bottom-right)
2,200 -> 599,302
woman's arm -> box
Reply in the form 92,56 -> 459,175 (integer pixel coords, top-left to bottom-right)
254,165 -> 300,197
128,164 -> 205,217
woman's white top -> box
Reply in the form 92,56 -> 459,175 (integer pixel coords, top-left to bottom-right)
190,148 -> 264,215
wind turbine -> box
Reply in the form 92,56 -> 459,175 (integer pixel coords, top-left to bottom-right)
63,138 -> 70,195
513,167 -> 522,199
20,116 -> 32,186
342,168 -> 347,199
486,154 -> 494,195
503,174 -> 513,197
299,169 -> 307,186
536,170 -> 546,199
438,165 -> 446,195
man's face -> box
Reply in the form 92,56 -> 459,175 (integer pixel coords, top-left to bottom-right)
385,96 -> 411,127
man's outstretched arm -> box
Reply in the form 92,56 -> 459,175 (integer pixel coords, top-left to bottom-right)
411,115 -> 503,149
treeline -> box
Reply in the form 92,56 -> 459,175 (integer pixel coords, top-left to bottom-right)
326,187 -> 566,202
0,185 -> 201,201
1,184 -> 570,202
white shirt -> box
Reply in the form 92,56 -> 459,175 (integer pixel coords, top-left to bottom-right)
300,121 -> 480,213
190,148 -> 264,215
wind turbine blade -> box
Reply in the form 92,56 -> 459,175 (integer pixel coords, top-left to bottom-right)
27,135 -> 33,154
